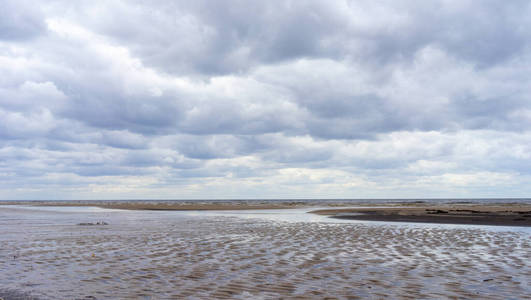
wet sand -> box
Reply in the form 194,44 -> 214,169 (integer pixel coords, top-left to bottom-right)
311,204 -> 531,226
0,289 -> 38,300
1,205 -> 530,299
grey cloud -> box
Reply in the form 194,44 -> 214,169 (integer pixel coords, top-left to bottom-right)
62,93 -> 182,134
58,0 -> 531,77
435,1 -> 531,67
64,1 -> 345,75
0,0 -> 46,40
1,1 -> 531,199
71,166 -> 144,177
261,143 -> 332,164
178,103 -> 292,136
152,134 -> 274,160
297,93 -> 408,139
305,117 -> 397,140
169,164 -> 260,180
11,48 -> 185,136
99,130 -> 148,150
451,95 -> 531,131
175,135 -> 254,159
12,0 -> 527,140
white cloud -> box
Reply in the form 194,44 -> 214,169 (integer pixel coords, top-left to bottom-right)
1,1 -> 530,199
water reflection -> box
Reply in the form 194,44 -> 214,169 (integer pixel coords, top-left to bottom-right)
0,205 -> 529,299
3,205 -> 530,233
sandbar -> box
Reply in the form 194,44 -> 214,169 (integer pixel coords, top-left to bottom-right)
311,204 -> 531,226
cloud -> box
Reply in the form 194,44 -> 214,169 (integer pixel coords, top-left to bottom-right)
56,0 -> 531,76
68,1 -> 346,76
0,0 -> 47,40
1,1 -> 531,199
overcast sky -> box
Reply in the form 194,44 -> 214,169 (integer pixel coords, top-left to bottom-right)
1,0 -> 531,200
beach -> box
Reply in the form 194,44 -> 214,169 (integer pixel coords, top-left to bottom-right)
0,202 -> 530,299
311,204 -> 531,226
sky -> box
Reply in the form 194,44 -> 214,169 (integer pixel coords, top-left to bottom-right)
1,0 -> 531,200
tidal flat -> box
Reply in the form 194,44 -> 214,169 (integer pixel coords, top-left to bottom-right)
0,204 -> 529,299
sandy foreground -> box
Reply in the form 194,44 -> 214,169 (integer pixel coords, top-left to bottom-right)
1,204 -> 530,299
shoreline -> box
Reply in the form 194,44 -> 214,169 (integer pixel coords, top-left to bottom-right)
2,200 -> 531,226
0,200 -> 305,211
310,205 -> 531,227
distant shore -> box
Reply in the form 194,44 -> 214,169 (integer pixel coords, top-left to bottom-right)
1,200 -> 531,226
310,204 -> 531,226
0,200 -> 306,211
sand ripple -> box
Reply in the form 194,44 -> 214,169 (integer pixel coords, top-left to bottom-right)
0,208 -> 529,299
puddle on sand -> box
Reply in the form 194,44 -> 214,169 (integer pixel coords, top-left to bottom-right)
0,205 -> 529,299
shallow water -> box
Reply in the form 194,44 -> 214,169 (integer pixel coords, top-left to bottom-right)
1,205 -> 529,299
